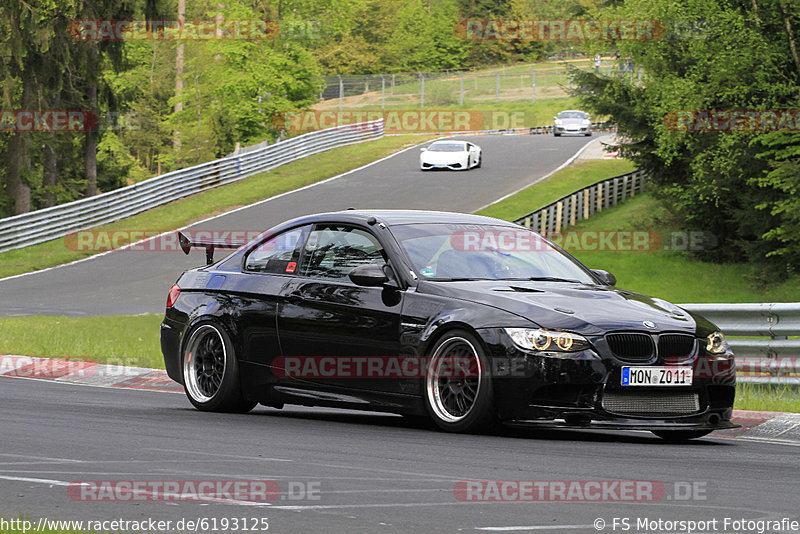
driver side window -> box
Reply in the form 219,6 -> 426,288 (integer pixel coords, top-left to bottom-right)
299,225 -> 386,281
244,226 -> 308,274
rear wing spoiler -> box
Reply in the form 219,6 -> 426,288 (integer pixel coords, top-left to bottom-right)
178,231 -> 246,265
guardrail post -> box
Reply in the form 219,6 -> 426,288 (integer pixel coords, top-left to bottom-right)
338,74 -> 343,111
419,72 -> 425,109
582,188 -> 590,219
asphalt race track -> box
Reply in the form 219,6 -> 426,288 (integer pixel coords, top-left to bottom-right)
0,134 -> 593,317
3,134 -> 798,533
1,379 -> 798,533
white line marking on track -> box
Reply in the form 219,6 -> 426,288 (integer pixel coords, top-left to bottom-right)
0,474 -> 272,507
475,525 -> 595,531
0,453 -> 85,463
146,448 -> 293,463
0,475 -> 75,487
0,373 -> 182,393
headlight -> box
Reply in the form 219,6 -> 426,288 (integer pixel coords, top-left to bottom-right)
706,331 -> 730,355
505,328 -> 590,353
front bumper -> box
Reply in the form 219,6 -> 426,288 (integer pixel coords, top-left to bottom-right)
421,161 -> 466,170
554,126 -> 590,134
478,328 -> 737,428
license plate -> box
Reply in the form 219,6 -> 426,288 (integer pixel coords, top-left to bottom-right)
621,366 -> 693,386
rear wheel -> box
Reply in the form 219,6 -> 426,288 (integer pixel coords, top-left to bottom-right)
651,430 -> 713,442
182,322 -> 256,413
554,132 -> 561,137
424,329 -> 497,433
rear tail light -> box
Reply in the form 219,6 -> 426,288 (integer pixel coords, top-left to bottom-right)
166,284 -> 181,308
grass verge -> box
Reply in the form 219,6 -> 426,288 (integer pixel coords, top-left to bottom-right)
734,383 -> 800,412
566,194 -> 800,302
0,135 -> 432,280
0,314 -> 164,369
478,158 -> 636,221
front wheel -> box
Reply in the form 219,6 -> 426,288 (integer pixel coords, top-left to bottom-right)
182,322 -> 256,413
424,329 -> 498,433
651,429 -> 713,442
475,154 -> 482,168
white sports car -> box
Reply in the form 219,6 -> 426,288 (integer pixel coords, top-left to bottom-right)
553,110 -> 592,136
420,140 -> 482,171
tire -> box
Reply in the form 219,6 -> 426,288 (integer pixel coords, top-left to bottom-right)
182,322 -> 256,413
476,154 -> 482,168
424,329 -> 498,433
585,132 -> 592,136
554,132 -> 561,137
651,430 -> 713,442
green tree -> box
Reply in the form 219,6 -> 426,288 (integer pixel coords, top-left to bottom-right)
571,0 -> 800,271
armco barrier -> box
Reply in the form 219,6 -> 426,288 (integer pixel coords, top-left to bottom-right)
0,120 -> 385,253
680,303 -> 800,386
513,169 -> 648,233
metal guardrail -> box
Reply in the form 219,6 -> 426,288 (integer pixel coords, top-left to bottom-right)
0,120 -> 385,253
513,169 -> 648,233
681,303 -> 800,385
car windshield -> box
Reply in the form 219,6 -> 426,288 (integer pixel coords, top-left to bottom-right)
427,143 -> 466,152
558,112 -> 587,119
390,223 -> 596,283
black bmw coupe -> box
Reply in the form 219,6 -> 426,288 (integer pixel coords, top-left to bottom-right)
161,210 -> 737,441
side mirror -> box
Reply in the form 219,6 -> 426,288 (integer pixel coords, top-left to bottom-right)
553,116 -> 558,120
591,269 -> 617,286
349,264 -> 389,287
420,147 -> 427,152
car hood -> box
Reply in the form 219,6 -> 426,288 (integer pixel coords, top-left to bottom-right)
421,151 -> 466,163
415,280 -> 703,336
